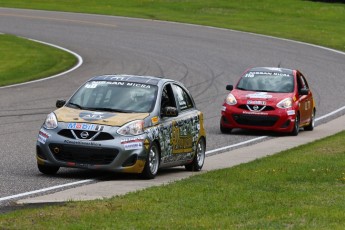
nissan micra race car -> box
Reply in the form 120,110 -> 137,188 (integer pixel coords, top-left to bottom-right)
37,75 -> 206,179
220,67 -> 316,136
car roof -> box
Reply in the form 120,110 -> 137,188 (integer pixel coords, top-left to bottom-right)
248,67 -> 294,75
89,74 -> 173,86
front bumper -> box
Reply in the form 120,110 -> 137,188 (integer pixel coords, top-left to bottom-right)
36,124 -> 150,174
221,105 -> 296,133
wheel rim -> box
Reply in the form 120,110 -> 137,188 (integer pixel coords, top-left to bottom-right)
149,145 -> 159,175
196,139 -> 205,167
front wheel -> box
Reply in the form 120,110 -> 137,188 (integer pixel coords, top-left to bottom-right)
220,124 -> 232,134
304,109 -> 315,131
291,113 -> 300,136
139,142 -> 160,179
38,164 -> 60,175
185,138 -> 206,171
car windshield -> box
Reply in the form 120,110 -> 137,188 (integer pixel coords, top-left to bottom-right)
237,71 -> 294,93
67,80 -> 158,113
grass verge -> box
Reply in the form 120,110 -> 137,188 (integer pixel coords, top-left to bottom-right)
1,131 -> 345,228
0,0 -> 344,52
0,34 -> 77,87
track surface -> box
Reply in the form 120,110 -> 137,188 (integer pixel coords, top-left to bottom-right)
1,8 -> 345,206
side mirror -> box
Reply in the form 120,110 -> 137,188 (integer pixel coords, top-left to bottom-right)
56,99 -> 66,108
226,85 -> 233,91
162,106 -> 179,117
299,88 -> 309,96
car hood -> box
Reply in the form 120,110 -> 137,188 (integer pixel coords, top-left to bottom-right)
55,107 -> 149,126
232,90 -> 294,103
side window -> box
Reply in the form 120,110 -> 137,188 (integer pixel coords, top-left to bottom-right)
173,84 -> 194,111
300,75 -> 309,89
297,74 -> 306,91
161,84 -> 176,110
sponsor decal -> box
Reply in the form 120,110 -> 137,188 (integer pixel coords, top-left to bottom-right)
38,129 -> 50,144
287,110 -> 295,115
305,101 -> 311,111
67,123 -> 103,131
85,82 -> 98,89
64,140 -> 101,147
247,100 -> 266,105
124,142 -> 143,150
144,139 -> 150,150
79,111 -> 115,121
87,80 -> 151,89
120,135 -> 145,144
145,114 -> 201,158
246,92 -> 272,99
171,121 -> 193,154
245,71 -> 291,77
151,116 -> 159,124
243,111 -> 268,115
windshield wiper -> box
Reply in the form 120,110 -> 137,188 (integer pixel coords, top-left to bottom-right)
236,87 -> 246,90
68,102 -> 83,109
94,108 -> 129,113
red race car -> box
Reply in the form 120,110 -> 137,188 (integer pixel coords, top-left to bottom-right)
220,67 -> 316,136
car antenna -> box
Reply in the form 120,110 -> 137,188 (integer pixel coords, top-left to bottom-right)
277,62 -> 282,68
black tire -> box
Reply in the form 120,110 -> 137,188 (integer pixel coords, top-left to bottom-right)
185,137 -> 206,171
291,113 -> 300,136
220,123 -> 232,134
304,109 -> 315,131
139,142 -> 160,179
38,164 -> 60,175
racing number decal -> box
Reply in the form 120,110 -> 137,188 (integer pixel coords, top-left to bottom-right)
171,120 -> 193,154
305,101 -> 311,111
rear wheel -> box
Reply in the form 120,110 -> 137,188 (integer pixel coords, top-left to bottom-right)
291,113 -> 300,136
37,164 -> 60,175
304,109 -> 315,131
139,142 -> 160,179
185,138 -> 206,171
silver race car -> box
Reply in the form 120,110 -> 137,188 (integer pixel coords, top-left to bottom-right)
36,75 -> 206,179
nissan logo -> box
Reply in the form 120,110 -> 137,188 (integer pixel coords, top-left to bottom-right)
80,131 -> 89,139
253,105 -> 259,111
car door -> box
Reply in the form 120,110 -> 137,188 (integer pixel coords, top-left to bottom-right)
158,83 -> 202,166
297,72 -> 313,125
171,83 -> 201,156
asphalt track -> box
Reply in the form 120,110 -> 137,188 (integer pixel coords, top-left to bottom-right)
0,8 -> 345,208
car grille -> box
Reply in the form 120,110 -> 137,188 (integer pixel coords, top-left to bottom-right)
232,114 -> 278,127
238,105 -> 275,112
58,129 -> 114,141
49,144 -> 119,165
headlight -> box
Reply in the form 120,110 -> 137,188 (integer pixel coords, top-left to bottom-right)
277,98 -> 293,109
44,112 -> 58,129
117,120 -> 144,136
225,93 -> 237,105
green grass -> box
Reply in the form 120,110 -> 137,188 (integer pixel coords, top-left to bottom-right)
0,0 -> 344,51
1,131 -> 345,229
0,34 -> 77,87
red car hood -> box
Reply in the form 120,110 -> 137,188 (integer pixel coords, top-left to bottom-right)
232,89 -> 294,104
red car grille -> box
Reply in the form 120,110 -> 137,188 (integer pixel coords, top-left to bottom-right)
232,114 -> 278,127
238,105 -> 275,111
49,144 -> 119,165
